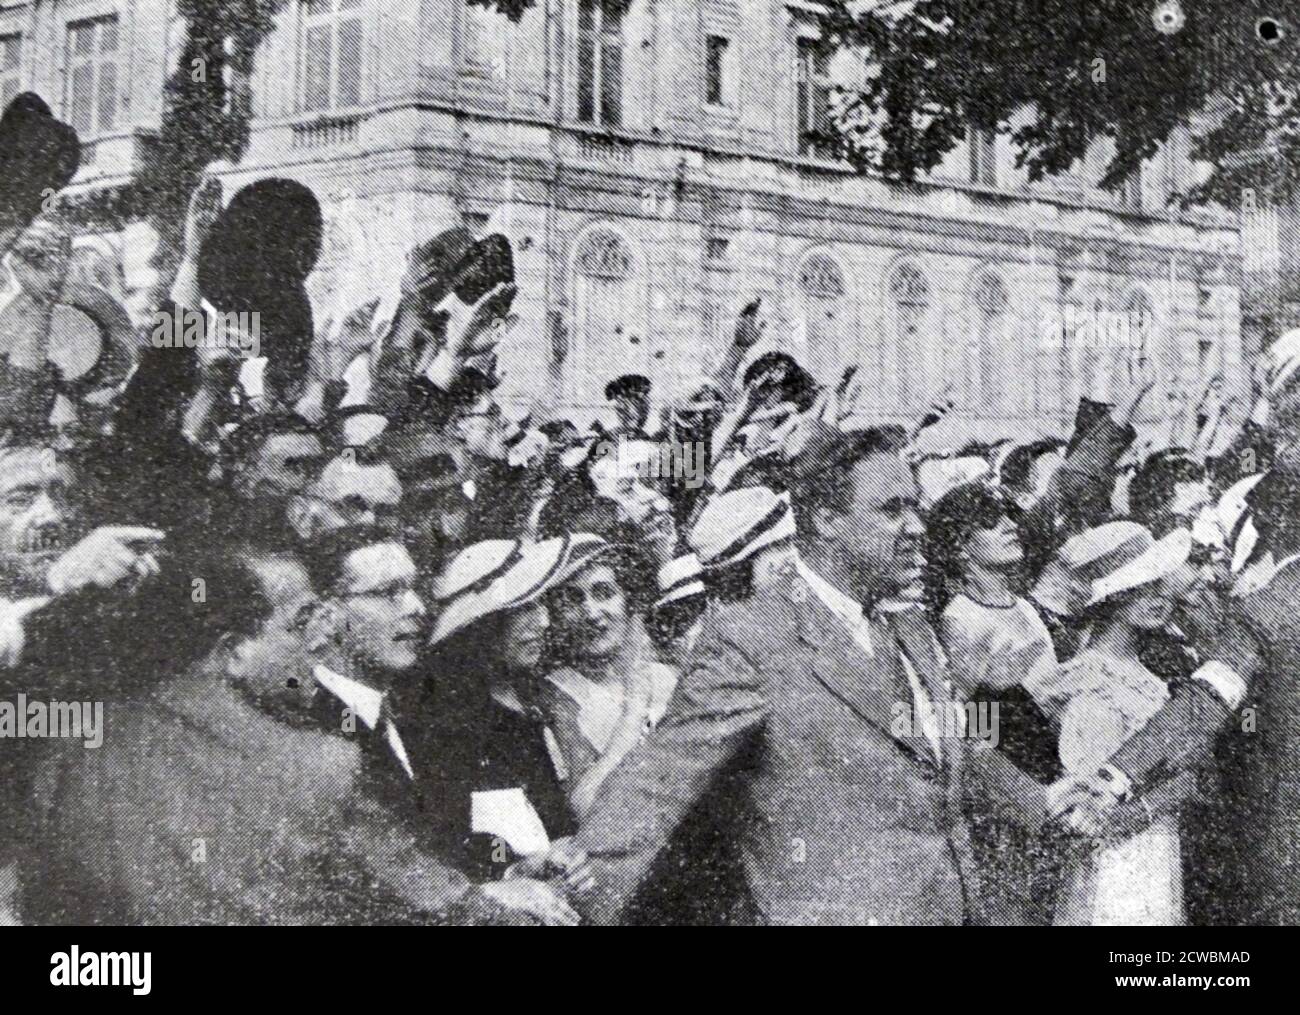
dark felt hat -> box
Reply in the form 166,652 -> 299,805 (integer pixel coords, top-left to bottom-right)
402,227 -> 515,310
0,94 -> 80,252
605,373 -> 652,402
198,179 -> 323,398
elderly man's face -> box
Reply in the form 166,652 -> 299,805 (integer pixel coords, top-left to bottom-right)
815,453 -> 926,605
0,448 -> 76,594
334,543 -> 426,679
295,455 -> 402,540
237,433 -> 324,501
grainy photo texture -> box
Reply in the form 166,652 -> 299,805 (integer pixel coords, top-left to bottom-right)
0,0 -> 1296,928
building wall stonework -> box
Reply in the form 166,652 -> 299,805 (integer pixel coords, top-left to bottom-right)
4,0 -> 1244,438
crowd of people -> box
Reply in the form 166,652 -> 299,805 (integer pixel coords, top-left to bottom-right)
2,91 -> 1300,926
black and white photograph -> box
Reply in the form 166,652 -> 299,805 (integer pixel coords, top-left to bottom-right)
0,0 -> 1294,981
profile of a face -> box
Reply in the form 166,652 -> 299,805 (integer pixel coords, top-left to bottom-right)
334,543 -> 426,677
225,558 -> 321,703
965,513 -> 1024,571
499,600 -> 550,673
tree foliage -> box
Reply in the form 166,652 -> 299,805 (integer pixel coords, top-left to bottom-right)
819,0 -> 1300,207
135,1 -> 286,273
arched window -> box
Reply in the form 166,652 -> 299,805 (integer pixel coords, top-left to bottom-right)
574,227 -> 633,280
968,271 -> 1009,415
570,225 -> 646,418
888,260 -> 931,407
798,251 -> 849,384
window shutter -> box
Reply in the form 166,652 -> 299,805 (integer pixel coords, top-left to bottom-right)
336,16 -> 363,106
303,23 -> 333,111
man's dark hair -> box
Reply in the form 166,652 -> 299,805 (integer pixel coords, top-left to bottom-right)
301,524 -> 394,598
1130,451 -> 1206,528
787,425 -> 909,536
1000,438 -> 1067,493
222,412 -> 320,475
921,481 -> 1017,618
742,352 -> 819,412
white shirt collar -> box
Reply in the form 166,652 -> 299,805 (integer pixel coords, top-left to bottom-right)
312,665 -> 415,780
312,664 -> 384,731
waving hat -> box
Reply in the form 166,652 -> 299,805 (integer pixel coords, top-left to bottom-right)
0,94 -> 80,256
198,179 -> 323,400
402,226 -> 516,311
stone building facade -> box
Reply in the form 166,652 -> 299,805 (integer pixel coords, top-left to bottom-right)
1,0 -> 1245,437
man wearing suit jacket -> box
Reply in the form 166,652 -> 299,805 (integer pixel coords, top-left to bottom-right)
18,547 -> 512,925
574,428 -> 991,924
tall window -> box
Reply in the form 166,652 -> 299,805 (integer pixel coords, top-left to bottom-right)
300,0 -> 364,113
705,35 -> 734,108
888,261 -> 931,407
577,0 -> 624,127
798,252 -> 849,385
797,38 -> 834,158
66,16 -> 119,137
1,33 -> 21,107
464,2 -> 509,79
970,127 -> 997,186
572,226 -> 645,414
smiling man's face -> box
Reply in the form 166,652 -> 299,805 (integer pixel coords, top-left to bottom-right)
0,447 -> 77,595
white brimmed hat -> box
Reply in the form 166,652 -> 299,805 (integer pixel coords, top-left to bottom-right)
690,487 -> 796,568
430,534 -> 608,646
1086,526 -> 1192,606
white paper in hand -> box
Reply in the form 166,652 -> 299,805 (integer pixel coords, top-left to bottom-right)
471,788 -> 550,856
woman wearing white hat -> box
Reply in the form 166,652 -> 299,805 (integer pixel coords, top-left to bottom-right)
540,540 -> 678,819
1032,525 -> 1198,926
417,535 -> 604,887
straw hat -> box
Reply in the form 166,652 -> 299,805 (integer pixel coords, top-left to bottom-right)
690,487 -> 796,569
429,534 -> 609,645
1085,526 -> 1192,606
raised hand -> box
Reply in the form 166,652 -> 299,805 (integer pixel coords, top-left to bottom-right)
450,283 -> 519,362
910,383 -> 956,442
183,174 -> 223,262
733,298 -> 765,350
